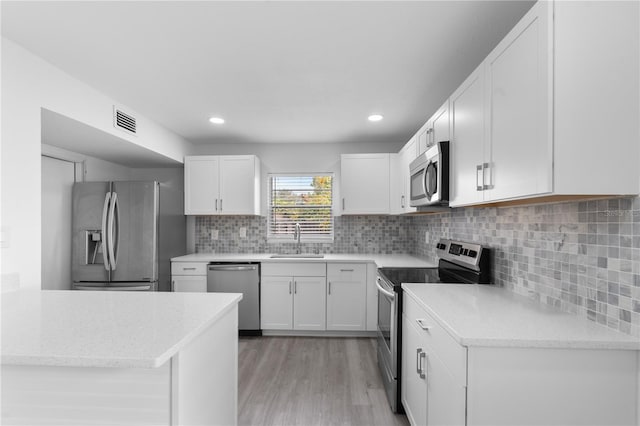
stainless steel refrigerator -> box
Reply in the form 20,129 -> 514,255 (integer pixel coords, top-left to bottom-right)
71,181 -> 159,291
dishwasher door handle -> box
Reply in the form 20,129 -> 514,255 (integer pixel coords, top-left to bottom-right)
208,265 -> 258,272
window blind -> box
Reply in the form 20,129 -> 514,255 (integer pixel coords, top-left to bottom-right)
268,175 -> 333,239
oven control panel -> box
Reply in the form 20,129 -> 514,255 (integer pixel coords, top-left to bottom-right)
435,239 -> 484,269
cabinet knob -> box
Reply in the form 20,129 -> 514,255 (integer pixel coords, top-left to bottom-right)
416,319 -> 431,330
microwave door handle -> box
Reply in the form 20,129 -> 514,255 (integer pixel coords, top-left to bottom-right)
101,192 -> 111,270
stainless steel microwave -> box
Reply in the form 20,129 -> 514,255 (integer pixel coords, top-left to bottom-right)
409,141 -> 450,207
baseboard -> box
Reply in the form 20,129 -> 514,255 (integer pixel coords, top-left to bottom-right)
261,330 -> 377,338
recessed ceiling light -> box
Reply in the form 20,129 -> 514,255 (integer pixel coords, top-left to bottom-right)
368,114 -> 383,122
209,117 -> 225,125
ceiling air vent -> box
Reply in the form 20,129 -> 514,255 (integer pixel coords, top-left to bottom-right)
113,107 -> 137,135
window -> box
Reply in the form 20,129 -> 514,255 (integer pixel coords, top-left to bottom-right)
268,174 -> 334,241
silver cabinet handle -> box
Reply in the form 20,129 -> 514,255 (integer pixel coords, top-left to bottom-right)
183,267 -> 197,271
476,164 -> 483,191
419,351 -> 427,379
220,199 -> 223,212
416,348 -> 422,375
416,319 -> 431,330
340,269 -> 354,272
483,162 -> 494,190
294,280 -> 297,294
401,195 -> 405,209
328,281 -> 331,295
289,281 -> 292,294
215,199 -> 218,212
342,198 -> 345,210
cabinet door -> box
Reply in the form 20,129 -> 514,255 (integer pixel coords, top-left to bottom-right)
400,138 -> 418,213
416,123 -> 430,156
326,264 -> 366,331
426,350 -> 467,426
219,156 -> 259,215
401,313 -> 427,426
431,100 -> 450,144
340,154 -> 390,214
389,153 -> 404,215
261,276 -> 293,330
449,64 -> 486,207
184,156 -> 220,215
171,275 -> 206,292
293,276 -> 326,330
484,0 -> 552,201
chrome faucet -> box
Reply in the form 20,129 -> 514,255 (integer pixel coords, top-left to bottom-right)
294,223 -> 301,254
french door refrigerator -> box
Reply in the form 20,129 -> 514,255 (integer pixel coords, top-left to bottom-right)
71,181 -> 159,291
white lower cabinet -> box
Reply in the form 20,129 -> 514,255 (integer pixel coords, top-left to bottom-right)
171,262 -> 207,292
402,292 -> 639,426
260,263 -> 326,331
326,263 -> 367,331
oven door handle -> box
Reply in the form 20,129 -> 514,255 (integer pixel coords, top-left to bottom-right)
376,278 -> 396,299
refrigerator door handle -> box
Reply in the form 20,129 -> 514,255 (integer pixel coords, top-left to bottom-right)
108,192 -> 119,271
101,192 -> 111,271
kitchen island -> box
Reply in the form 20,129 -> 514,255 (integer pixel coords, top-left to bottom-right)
1,289 -> 242,425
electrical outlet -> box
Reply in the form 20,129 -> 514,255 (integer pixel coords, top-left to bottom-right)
424,231 -> 430,243
239,227 -> 247,238
211,229 -> 219,241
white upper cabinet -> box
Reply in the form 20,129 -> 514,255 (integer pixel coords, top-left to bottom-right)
430,100 -> 450,145
184,156 -> 220,214
450,0 -> 638,207
391,138 -> 418,215
450,64 -> 486,206
184,155 -> 261,215
416,121 -> 431,156
340,153 -> 390,214
483,0 -> 552,202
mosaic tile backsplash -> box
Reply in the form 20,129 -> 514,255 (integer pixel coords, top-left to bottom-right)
195,196 -> 640,337
411,196 -> 640,338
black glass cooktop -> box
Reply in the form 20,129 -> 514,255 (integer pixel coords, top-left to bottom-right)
378,267 -> 441,289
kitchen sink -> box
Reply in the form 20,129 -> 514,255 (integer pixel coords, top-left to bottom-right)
269,254 -> 325,259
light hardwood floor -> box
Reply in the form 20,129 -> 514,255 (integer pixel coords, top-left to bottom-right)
238,337 -> 410,426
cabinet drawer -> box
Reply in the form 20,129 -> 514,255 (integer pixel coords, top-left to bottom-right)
262,262 -> 326,277
171,262 -> 207,276
327,263 -> 367,280
404,293 -> 466,383
172,275 -> 207,292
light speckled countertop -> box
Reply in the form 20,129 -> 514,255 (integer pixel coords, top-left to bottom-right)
1,290 -> 242,368
171,253 -> 436,268
403,284 -> 640,350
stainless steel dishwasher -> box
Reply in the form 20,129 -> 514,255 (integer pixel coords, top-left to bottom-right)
207,262 -> 261,336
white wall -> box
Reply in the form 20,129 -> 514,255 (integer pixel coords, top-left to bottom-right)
1,38 -> 192,289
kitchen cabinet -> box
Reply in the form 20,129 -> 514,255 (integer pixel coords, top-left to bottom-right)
390,138 -> 418,215
184,155 -> 261,215
326,263 -> 367,331
449,64 -> 486,206
402,294 -> 465,426
171,261 -> 207,292
450,0 -> 639,207
260,263 -> 326,331
340,154 -> 390,214
483,0 -> 552,202
402,287 -> 639,426
416,101 -> 450,156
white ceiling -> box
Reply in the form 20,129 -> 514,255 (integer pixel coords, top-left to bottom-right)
2,1 -> 534,147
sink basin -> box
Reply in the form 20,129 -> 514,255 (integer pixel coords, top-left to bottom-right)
269,254 -> 325,259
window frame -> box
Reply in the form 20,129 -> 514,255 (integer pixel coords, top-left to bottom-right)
267,172 -> 335,243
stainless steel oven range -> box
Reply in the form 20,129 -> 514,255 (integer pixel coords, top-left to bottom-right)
376,239 -> 491,413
